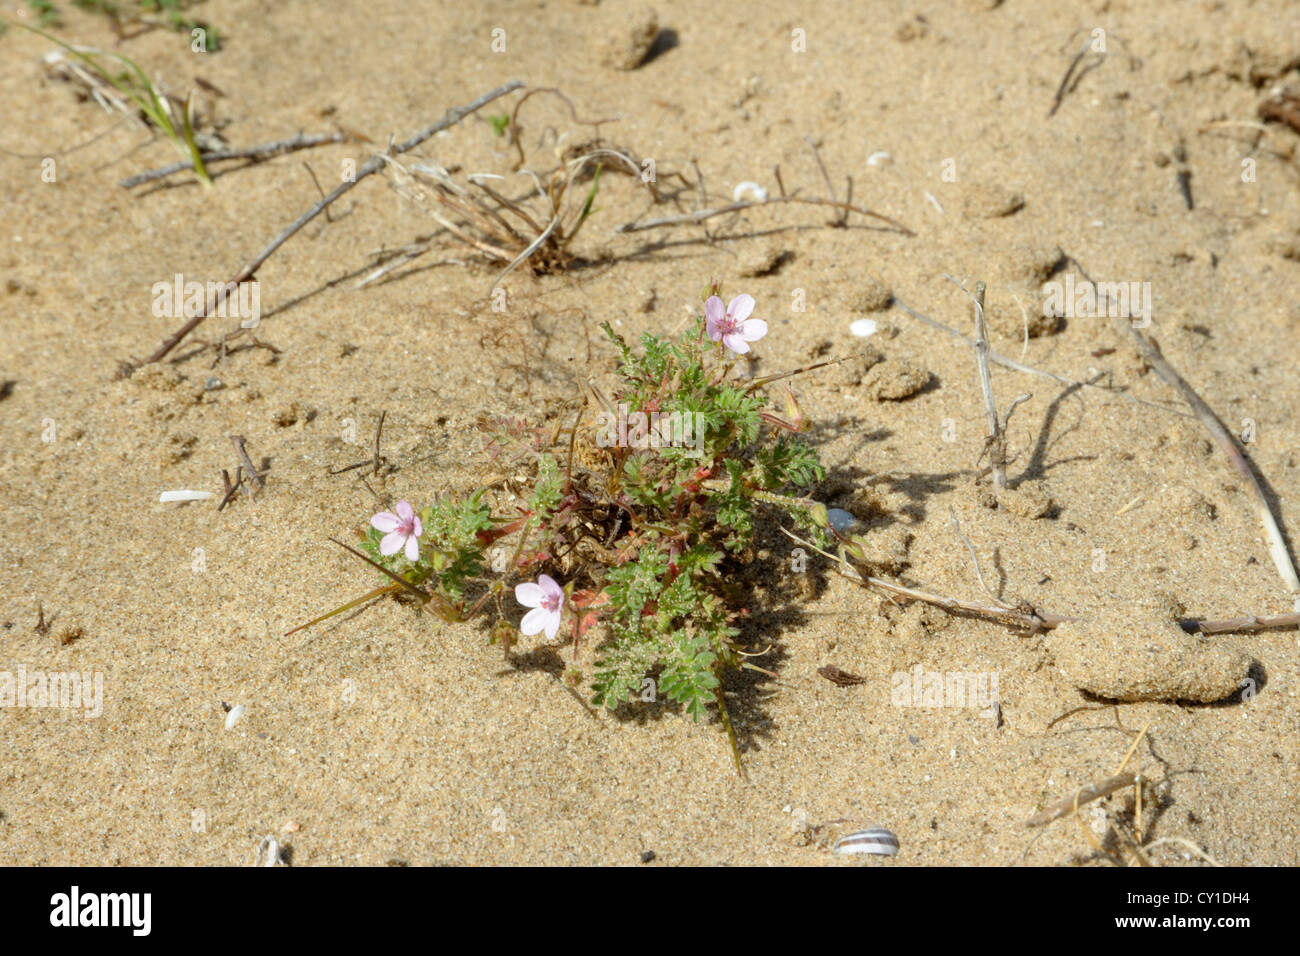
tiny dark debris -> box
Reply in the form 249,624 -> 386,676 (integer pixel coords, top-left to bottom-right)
818,665 -> 867,687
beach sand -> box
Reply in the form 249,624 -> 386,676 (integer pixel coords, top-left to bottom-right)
1,0 -> 1298,865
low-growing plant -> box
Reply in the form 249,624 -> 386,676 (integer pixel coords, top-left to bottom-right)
6,18 -> 214,184
290,285 -> 844,772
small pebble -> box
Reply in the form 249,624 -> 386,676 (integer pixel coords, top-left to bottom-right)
1047,605 -> 1252,703
826,508 -> 858,535
224,704 -> 246,730
963,183 -> 1024,219
850,318 -> 879,337
852,277 -> 893,313
863,359 -> 932,401
833,827 -> 900,857
601,6 -> 659,70
738,242 -> 785,276
639,850 -> 656,863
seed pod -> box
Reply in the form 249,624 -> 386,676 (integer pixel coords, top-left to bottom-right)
832,827 -> 900,856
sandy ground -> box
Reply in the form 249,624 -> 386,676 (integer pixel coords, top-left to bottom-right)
2,0 -> 1299,866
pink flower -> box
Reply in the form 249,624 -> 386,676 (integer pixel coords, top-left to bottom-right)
515,573 -> 565,641
370,500 -> 423,561
705,293 -> 768,354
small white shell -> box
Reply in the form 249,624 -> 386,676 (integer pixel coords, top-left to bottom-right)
866,151 -> 893,167
254,835 -> 282,867
733,181 -> 768,202
832,827 -> 900,857
160,490 -> 215,502
224,704 -> 246,730
849,318 -> 879,338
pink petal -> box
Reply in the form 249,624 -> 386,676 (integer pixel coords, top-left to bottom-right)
728,294 -> 755,322
723,333 -> 750,354
379,531 -> 404,556
395,500 -> 415,522
704,295 -> 725,323
515,582 -> 543,607
520,606 -> 551,637
410,515 -> 422,537
542,611 -> 562,642
538,574 -> 561,599
739,318 -> 768,342
404,534 -> 420,562
371,512 -> 399,533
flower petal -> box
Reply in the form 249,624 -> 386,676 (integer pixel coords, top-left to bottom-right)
739,318 -> 768,342
728,294 -> 755,322
404,534 -> 420,562
520,606 -> 550,637
537,574 -> 561,599
542,611 -> 562,641
410,515 -> 423,538
395,500 -> 415,522
371,512 -> 399,533
379,531 -> 404,556
515,582 -> 544,607
723,333 -> 750,354
704,295 -> 725,323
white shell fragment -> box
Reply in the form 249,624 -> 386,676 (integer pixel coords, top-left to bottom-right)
866,151 -> 893,167
224,704 -> 246,730
849,318 -> 879,338
160,490 -> 215,502
833,827 -> 900,857
733,181 -> 768,202
254,835 -> 283,867
826,508 -> 858,535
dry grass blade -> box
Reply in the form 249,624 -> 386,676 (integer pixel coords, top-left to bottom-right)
1026,771 -> 1138,827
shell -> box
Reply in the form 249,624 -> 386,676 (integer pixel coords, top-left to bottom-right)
849,318 -> 879,338
732,181 -> 768,202
254,835 -> 283,867
224,704 -> 246,730
160,490 -> 215,502
832,827 -> 900,857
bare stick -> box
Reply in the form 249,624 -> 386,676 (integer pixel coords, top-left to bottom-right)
119,131 -> 350,188
890,293 -> 1193,418
615,195 -> 914,236
1048,37 -> 1097,118
1119,322 -> 1300,599
1060,255 -> 1300,601
948,506 -> 1011,607
805,137 -> 846,226
780,527 -> 1300,636
964,280 -> 1008,490
134,80 -> 523,369
228,435 -> 263,491
217,466 -> 244,511
1026,772 -> 1137,826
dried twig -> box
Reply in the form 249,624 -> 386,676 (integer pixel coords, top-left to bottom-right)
890,293 -> 1193,417
1048,35 -> 1100,118
119,131 -> 350,188
780,527 -> 1300,636
130,80 -> 524,371
1064,257 -> 1300,602
228,435 -> 263,491
1026,772 -> 1138,827
615,195 -> 913,236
